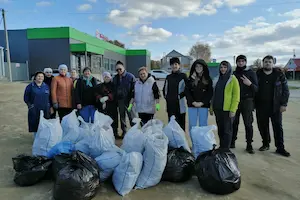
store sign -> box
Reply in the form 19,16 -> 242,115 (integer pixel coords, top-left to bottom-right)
96,29 -> 109,41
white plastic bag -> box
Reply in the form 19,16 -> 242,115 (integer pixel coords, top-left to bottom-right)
163,115 -> 190,152
135,131 -> 168,189
113,152 -> 143,196
94,110 -> 113,128
95,148 -> 124,182
190,125 -> 217,158
61,109 -> 79,137
32,111 -> 63,157
121,118 -> 145,153
141,119 -> 164,133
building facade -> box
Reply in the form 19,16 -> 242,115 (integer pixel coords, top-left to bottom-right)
285,58 -> 300,80
0,27 -> 151,80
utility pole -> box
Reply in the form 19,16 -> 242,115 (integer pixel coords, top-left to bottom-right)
2,9 -> 12,82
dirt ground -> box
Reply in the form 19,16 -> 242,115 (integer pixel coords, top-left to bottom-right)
0,82 -> 300,200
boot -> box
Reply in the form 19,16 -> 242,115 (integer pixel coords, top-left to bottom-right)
230,141 -> 236,149
276,149 -> 290,157
259,145 -> 270,151
246,143 -> 255,154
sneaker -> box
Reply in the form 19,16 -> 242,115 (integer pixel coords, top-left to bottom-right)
276,149 -> 290,157
230,142 -> 236,149
246,144 -> 255,154
259,145 -> 270,151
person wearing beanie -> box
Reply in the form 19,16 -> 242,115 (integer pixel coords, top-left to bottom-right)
75,67 -> 98,123
255,55 -> 290,157
113,60 -> 136,138
43,68 -> 56,118
232,55 -> 258,154
128,66 -> 161,125
185,59 -> 213,132
51,64 -> 73,121
163,57 -> 188,130
94,72 -> 119,138
210,61 -> 240,149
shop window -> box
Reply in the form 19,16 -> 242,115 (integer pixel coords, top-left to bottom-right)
110,59 -> 116,72
104,58 -> 109,71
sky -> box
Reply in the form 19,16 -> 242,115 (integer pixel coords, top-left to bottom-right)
1,0 -> 300,65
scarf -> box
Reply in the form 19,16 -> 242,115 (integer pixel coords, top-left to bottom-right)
83,76 -> 93,87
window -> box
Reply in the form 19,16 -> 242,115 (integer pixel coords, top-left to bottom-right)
110,59 -> 116,72
104,58 -> 109,71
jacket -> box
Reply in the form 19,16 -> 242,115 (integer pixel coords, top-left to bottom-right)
44,76 -> 54,106
75,76 -> 98,106
94,81 -> 117,112
185,59 -> 213,108
51,75 -> 73,108
255,68 -> 290,113
24,82 -> 50,132
233,66 -> 258,100
113,71 -> 135,103
211,75 -> 240,113
163,71 -> 188,114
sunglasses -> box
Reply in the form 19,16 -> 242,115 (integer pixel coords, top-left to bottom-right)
116,68 -> 122,71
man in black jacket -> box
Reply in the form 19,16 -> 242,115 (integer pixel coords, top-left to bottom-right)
255,55 -> 290,157
232,55 -> 258,154
163,57 -> 188,130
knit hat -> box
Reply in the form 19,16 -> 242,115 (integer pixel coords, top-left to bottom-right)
102,71 -> 112,79
170,57 -> 180,65
58,64 -> 68,71
236,55 -> 247,63
43,68 -> 52,73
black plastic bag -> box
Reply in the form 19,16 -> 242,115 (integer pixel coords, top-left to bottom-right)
12,154 -> 52,186
195,147 -> 241,195
162,147 -> 195,182
53,151 -> 100,200
52,153 -> 74,180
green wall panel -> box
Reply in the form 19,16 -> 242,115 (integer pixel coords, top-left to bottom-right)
27,27 -> 70,39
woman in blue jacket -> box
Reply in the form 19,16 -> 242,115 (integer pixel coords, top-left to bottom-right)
24,71 -> 52,137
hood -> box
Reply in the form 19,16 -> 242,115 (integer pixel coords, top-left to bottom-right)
219,60 -> 232,76
189,59 -> 209,78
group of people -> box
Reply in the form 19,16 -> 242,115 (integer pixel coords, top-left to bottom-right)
23,54 -> 291,157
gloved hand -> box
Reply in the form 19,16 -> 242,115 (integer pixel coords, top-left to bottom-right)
102,102 -> 106,110
100,96 -> 109,103
53,103 -> 59,109
155,103 -> 160,111
127,103 -> 133,112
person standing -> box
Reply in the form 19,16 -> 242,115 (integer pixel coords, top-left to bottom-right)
232,55 -> 258,154
113,61 -> 135,138
163,57 -> 188,130
211,61 -> 240,149
43,68 -> 56,119
75,67 -> 98,123
185,59 -> 213,131
94,72 -> 119,138
24,72 -> 53,138
128,67 -> 160,125
255,55 -> 290,157
51,64 -> 73,121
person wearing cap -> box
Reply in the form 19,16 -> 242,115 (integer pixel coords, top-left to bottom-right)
75,67 -> 98,123
94,72 -> 118,138
43,68 -> 56,118
163,57 -> 188,130
51,64 -> 73,121
255,55 -> 290,157
210,61 -> 240,149
128,66 -> 160,125
113,61 -> 136,138
185,59 -> 213,131
24,71 -> 52,138
232,55 -> 258,154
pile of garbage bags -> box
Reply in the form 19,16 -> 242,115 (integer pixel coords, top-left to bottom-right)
12,111 -> 241,199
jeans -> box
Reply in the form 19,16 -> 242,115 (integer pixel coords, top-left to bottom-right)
214,110 -> 233,149
188,107 -> 208,132
79,105 -> 96,123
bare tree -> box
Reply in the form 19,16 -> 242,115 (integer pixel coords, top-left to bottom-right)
188,42 -> 211,62
253,58 -> 262,69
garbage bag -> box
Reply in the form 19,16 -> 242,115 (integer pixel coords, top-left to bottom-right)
33,111 -> 63,157
162,147 -> 195,182
75,138 -> 91,156
113,152 -> 143,196
52,153 -> 74,180
47,141 -> 75,159
141,119 -> 164,133
61,109 -> 79,138
121,118 -> 145,153
95,149 -> 124,182
135,132 -> 168,189
12,154 -> 52,186
94,111 -> 113,128
195,147 -> 241,195
163,115 -> 191,152
190,125 -> 217,158
53,151 -> 100,200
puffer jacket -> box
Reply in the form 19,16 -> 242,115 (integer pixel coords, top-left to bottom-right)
51,75 -> 73,108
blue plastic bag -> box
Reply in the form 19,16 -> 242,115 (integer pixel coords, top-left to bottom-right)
47,141 -> 75,158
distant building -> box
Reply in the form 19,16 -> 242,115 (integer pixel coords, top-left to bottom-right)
285,58 -> 300,80
160,50 -> 193,72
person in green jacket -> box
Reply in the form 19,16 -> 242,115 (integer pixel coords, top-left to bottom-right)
210,60 -> 240,149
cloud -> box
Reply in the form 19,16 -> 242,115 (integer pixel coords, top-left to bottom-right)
77,4 -> 92,11
176,34 -> 188,41
279,9 -> 300,18
266,7 -> 274,12
106,0 -> 256,28
128,25 -> 172,46
192,34 -> 203,40
36,1 -> 52,7
87,0 -> 97,2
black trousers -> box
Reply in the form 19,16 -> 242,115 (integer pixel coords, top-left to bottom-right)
214,110 -> 233,149
50,109 -> 57,119
168,112 -> 186,131
118,100 -> 134,136
232,99 -> 254,144
256,107 -> 285,149
100,104 -> 118,137
138,113 -> 154,126
57,108 -> 73,122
